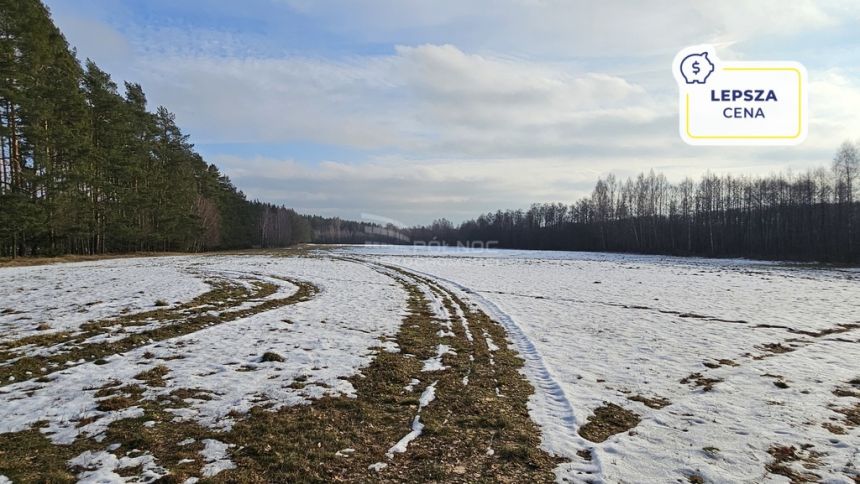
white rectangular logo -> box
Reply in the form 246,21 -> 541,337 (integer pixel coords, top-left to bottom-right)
673,46 -> 808,146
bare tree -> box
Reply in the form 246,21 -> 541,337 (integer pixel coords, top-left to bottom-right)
833,141 -> 859,252
415,141 -> 860,263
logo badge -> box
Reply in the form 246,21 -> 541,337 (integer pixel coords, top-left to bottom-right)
673,45 -> 808,146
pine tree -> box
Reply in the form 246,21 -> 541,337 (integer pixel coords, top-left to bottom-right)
1,0 -> 311,257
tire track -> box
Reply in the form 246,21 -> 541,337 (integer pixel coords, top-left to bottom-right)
0,273 -> 318,386
370,262 -> 604,481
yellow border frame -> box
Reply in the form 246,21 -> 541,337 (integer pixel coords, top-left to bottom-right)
685,67 -> 803,139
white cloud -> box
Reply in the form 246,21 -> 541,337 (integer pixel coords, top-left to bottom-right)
216,154 -> 603,223
129,39 -> 860,222
396,45 -> 648,124
45,0 -> 860,223
809,69 -> 860,146
49,12 -> 133,71
134,55 -> 406,148
135,44 -> 664,158
279,0 -> 852,57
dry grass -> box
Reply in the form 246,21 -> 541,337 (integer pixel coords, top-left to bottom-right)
260,351 -> 286,363
577,403 -> 640,443
0,252 -> 190,268
822,422 -> 845,435
134,365 -> 170,387
224,269 -> 564,481
765,445 -> 823,483
0,260 -> 562,483
627,394 -> 671,409
0,246 -> 321,269
680,372 -> 723,392
0,277 -> 317,386
834,402 -> 860,427
756,342 -> 796,355
703,358 -> 739,369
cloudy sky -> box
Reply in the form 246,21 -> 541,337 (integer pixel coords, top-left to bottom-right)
45,0 -> 860,225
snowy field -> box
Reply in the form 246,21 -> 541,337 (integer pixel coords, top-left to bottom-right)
0,257 -> 211,344
341,245 -> 860,483
0,247 -> 857,483
0,254 -> 408,482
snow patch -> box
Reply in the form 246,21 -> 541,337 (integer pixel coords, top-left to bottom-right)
0,255 -> 408,442
345,245 -> 860,483
483,331 -> 500,352
421,344 -> 455,372
200,439 -> 236,478
385,416 -> 424,459
68,449 -> 166,483
418,381 -> 437,410
403,378 -> 420,392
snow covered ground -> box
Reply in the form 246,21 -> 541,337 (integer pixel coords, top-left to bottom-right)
0,257 -> 211,344
0,254 -> 407,481
341,245 -> 860,483
0,247 -> 857,483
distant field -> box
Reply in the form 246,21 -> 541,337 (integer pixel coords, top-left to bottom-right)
0,247 -> 857,483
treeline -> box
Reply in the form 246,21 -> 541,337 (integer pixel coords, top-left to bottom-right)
0,1 -> 311,256
306,216 -> 409,244
411,142 -> 860,263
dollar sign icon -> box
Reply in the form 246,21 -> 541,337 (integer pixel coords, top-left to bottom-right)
692,60 -> 700,74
